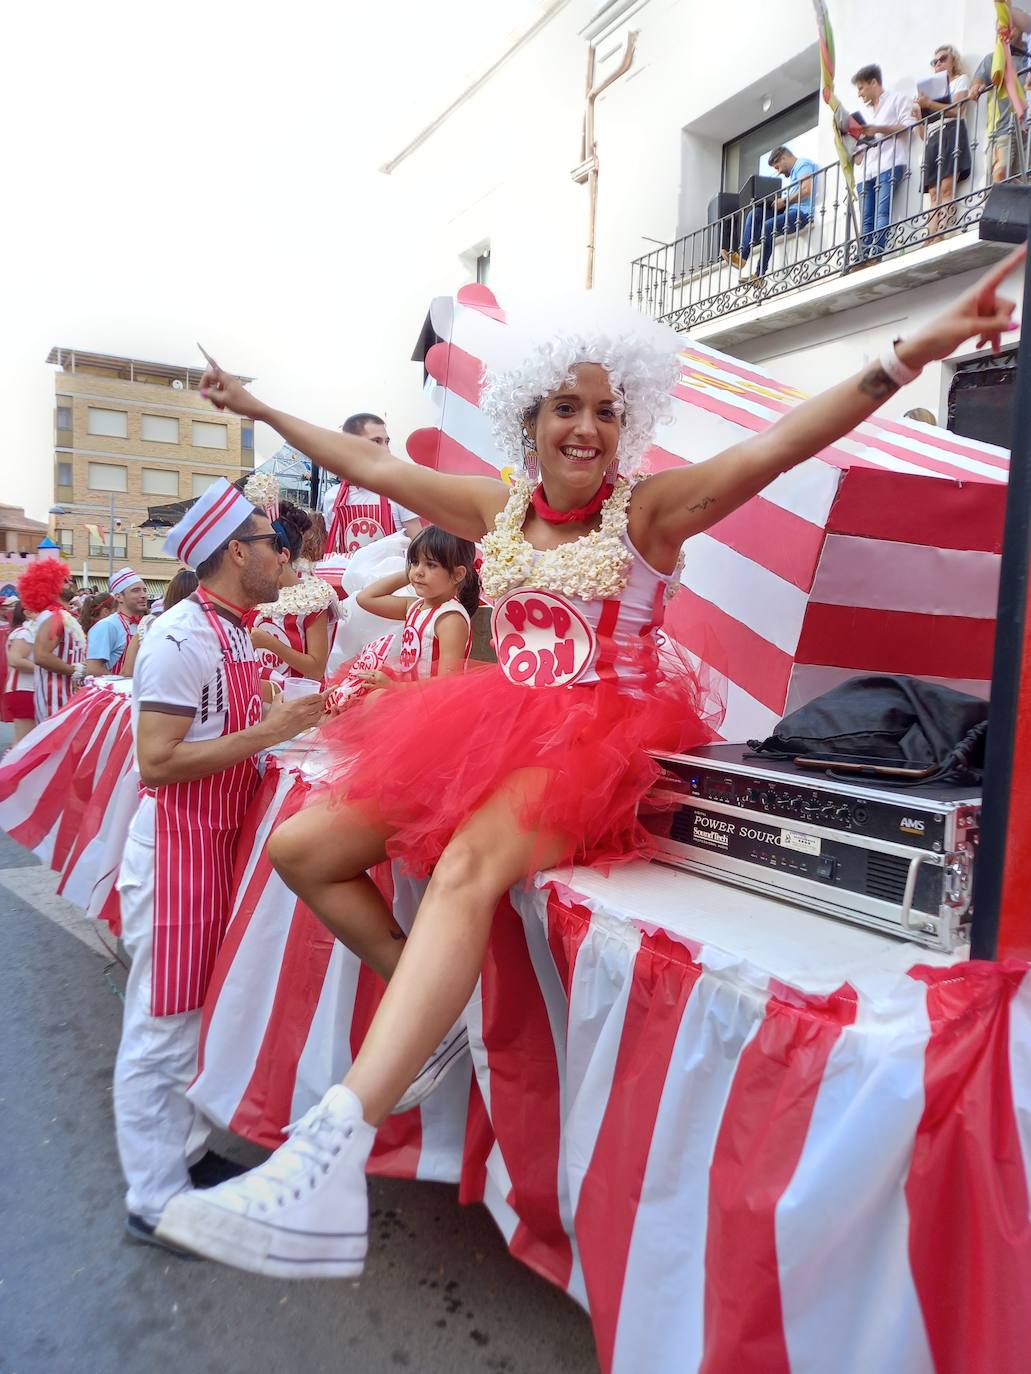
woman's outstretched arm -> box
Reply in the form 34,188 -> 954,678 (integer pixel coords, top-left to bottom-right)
634,246 -> 1025,567
198,362 -> 506,541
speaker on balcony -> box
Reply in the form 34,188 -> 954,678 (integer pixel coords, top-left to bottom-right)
738,174 -> 782,207
703,190 -> 741,264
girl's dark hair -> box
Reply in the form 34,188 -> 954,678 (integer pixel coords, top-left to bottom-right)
80,593 -> 114,634
406,526 -> 480,616
275,500 -> 313,563
164,568 -> 199,612
11,601 -> 26,629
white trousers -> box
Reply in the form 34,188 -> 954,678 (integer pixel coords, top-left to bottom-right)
113,812 -> 207,1224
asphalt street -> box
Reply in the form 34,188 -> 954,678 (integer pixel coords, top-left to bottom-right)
0,825 -> 599,1374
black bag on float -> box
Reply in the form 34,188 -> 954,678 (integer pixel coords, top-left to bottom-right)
747,675 -> 988,786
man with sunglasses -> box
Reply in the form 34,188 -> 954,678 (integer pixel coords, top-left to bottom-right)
113,478 -> 326,1255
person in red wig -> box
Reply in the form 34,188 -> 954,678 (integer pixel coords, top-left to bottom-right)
17,559 -> 86,722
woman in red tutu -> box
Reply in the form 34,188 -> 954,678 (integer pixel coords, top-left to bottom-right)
158,253 -> 1023,1276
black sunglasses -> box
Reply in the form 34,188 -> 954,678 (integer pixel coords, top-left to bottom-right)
235,532 -> 287,553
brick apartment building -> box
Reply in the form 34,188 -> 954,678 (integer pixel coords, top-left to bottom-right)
47,347 -> 255,591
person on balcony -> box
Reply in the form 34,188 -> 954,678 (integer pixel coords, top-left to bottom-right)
916,46 -> 971,240
723,145 -> 818,279
970,14 -> 1031,184
852,64 -> 915,261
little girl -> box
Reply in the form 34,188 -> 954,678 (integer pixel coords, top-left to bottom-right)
353,526 -> 479,688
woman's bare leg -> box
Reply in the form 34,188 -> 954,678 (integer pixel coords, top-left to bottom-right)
12,718 -> 33,744
269,799 -> 403,981
343,768 -> 569,1125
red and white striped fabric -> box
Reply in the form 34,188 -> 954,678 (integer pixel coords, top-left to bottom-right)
408,286 -> 1009,742
5,715 -> 1029,1369
190,758 -> 471,1178
184,765 -> 1031,1374
0,680 -> 136,932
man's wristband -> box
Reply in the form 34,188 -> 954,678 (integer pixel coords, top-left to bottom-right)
879,338 -> 921,388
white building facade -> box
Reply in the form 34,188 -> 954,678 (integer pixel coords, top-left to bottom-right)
380,0 -> 1023,445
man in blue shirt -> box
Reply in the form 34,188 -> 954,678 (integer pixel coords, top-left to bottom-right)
725,145 -> 819,278
84,567 -> 148,677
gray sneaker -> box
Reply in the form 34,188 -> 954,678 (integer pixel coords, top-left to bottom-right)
391,1023 -> 470,1114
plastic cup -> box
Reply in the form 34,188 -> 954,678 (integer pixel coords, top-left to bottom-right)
281,677 -> 322,701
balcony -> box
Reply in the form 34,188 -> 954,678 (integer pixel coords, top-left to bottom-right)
630,97 -> 1022,347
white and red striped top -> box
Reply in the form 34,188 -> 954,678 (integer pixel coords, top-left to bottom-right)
245,608 -> 325,686
4,624 -> 34,694
488,533 -> 671,693
131,596 -> 255,746
33,609 -> 85,722
397,598 -> 472,680
322,482 -> 417,557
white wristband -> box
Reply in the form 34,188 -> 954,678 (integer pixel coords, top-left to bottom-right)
878,338 -> 920,388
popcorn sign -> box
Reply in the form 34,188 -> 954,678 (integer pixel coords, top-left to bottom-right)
491,590 -> 597,688
346,517 -> 386,554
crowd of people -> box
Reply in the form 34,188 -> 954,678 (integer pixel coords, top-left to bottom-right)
1,250 -> 1019,1280
723,13 -> 1031,281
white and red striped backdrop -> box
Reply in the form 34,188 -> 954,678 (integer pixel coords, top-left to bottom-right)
0,680 -> 135,932
407,285 -> 1009,742
183,758 -> 1031,1374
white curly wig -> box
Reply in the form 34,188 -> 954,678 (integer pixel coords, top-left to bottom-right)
479,302 -> 684,478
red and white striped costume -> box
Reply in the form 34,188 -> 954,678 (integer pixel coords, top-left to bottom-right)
4,624 -> 34,695
32,609 -> 85,722
245,606 -> 325,687
396,597 -> 471,680
113,589 -> 261,1225
323,481 -> 415,557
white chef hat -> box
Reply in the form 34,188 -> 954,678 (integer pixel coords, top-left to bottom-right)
108,567 -> 144,597
161,478 -> 258,571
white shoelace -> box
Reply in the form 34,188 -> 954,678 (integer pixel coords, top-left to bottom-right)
227,1100 -> 355,1214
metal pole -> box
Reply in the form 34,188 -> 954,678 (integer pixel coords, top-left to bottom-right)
972,196 -> 1031,957
108,491 -> 115,582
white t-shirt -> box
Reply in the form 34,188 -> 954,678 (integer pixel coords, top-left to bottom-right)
132,596 -> 254,748
856,90 -> 915,179
320,481 -> 416,531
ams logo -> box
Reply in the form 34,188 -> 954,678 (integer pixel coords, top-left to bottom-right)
900,816 -> 926,835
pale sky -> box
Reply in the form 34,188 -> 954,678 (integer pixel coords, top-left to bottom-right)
2,0 -> 544,522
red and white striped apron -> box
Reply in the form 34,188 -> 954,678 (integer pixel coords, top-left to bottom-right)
34,610 -> 86,722
147,592 -> 262,1016
326,483 -> 397,556
397,599 -> 471,680
111,613 -> 134,675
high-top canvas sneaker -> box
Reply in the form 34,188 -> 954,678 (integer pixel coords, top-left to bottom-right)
391,1021 -> 470,1115
156,1084 -> 374,1279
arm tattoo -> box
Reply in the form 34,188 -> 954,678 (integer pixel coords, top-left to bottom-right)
685,495 -> 716,514
858,365 -> 899,401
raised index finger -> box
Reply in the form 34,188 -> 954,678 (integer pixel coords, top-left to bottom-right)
976,244 -> 1027,309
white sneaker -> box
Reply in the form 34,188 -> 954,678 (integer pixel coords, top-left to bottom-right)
391,1022 -> 470,1115
155,1084 -> 374,1279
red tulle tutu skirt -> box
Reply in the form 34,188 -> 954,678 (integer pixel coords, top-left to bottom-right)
317,661 -> 722,877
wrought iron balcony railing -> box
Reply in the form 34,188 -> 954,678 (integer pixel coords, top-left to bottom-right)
630,95 -> 1027,331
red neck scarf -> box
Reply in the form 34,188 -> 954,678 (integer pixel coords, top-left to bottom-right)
530,481 -> 613,525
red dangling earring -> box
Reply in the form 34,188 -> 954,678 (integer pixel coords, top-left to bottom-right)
604,457 -> 620,484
